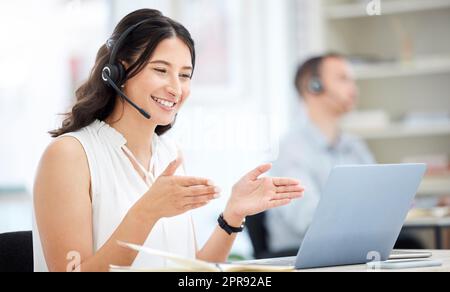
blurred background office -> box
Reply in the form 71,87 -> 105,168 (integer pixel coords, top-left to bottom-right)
1,0 -> 450,259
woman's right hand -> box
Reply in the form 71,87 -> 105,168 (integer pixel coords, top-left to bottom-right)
134,156 -> 220,220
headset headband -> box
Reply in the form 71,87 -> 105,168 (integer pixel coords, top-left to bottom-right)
108,19 -> 153,65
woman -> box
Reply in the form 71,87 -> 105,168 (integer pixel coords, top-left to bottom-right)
33,9 -> 304,272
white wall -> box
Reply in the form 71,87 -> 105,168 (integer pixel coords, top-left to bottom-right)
0,0 -> 109,232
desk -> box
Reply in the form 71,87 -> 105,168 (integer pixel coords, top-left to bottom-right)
298,250 -> 450,272
404,217 -> 450,249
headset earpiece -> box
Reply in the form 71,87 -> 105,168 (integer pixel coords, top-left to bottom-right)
307,57 -> 325,95
308,77 -> 324,95
102,63 -> 126,86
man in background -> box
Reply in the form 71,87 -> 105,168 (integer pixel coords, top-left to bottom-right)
264,53 -> 424,255
265,53 -> 377,254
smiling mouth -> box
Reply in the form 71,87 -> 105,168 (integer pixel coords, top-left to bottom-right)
151,95 -> 177,109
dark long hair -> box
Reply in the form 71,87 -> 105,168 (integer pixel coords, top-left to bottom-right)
50,9 -> 195,137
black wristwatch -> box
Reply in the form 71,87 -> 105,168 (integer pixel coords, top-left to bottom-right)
218,213 -> 245,235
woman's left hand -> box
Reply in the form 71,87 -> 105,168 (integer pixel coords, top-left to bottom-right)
223,163 -> 304,225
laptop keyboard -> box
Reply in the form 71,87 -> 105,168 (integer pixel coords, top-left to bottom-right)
239,251 -> 432,267
389,250 -> 432,259
242,256 -> 296,266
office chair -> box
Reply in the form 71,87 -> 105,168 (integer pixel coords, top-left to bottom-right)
246,212 -> 269,259
0,231 -> 33,272
246,212 -> 298,259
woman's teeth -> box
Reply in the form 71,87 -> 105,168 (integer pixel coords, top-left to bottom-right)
151,96 -> 176,108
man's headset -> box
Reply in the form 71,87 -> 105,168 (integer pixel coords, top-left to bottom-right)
102,19 -> 152,119
307,57 -> 325,95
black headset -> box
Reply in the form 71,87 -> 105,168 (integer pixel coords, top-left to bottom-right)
307,57 -> 325,95
102,19 -> 152,119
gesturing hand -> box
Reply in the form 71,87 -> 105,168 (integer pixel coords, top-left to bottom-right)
137,156 -> 220,219
224,163 -> 304,223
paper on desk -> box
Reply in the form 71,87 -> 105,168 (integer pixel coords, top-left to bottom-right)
116,241 -> 218,272
113,241 -> 295,272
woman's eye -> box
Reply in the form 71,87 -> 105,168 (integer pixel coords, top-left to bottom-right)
180,74 -> 192,80
154,68 -> 167,74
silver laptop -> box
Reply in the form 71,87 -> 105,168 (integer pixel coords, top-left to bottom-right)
242,164 -> 428,269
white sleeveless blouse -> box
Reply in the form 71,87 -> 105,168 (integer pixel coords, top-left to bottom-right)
33,120 -> 197,272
